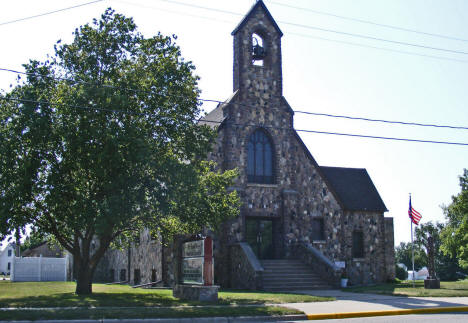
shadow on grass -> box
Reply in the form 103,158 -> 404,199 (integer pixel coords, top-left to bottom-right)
218,289 -> 334,304
0,306 -> 303,321
0,291 -> 195,308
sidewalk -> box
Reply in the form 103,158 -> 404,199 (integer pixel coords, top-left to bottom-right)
284,290 -> 468,320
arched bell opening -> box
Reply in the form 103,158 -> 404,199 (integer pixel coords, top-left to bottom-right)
251,32 -> 266,67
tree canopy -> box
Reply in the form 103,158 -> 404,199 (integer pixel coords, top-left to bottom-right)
0,9 -> 239,294
415,222 -> 461,280
441,169 -> 468,270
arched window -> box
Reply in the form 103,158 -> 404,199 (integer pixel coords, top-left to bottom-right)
247,129 -> 274,184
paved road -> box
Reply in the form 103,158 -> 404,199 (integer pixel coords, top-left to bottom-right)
284,313 -> 468,322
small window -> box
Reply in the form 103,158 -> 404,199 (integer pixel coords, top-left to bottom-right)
311,218 -> 325,241
352,231 -> 364,258
7,262 -> 10,270
120,269 -> 126,282
7,250 -> 12,257
134,269 -> 141,285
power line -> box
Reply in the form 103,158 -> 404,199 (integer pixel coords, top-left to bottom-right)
114,0 -> 233,25
0,0 -> 105,27
286,31 -> 468,64
2,67 -> 467,131
270,0 -> 468,43
1,96 -> 467,147
148,0 -> 468,56
293,110 -> 468,131
279,20 -> 468,56
114,0 -> 468,64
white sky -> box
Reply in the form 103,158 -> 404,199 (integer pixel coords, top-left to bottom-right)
1,0 -> 468,248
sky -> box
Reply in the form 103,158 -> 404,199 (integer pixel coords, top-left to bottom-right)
1,0 -> 467,249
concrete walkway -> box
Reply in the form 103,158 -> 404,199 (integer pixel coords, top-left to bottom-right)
284,290 -> 468,319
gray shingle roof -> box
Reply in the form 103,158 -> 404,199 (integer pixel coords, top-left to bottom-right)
199,91 -> 238,129
320,166 -> 388,212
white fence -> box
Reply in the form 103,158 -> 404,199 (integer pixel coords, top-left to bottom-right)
11,255 -> 68,282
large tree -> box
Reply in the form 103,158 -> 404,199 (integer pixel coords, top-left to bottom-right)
441,169 -> 468,270
415,222 -> 461,280
0,9 -> 239,294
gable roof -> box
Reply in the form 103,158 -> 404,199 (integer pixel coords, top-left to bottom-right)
198,91 -> 238,130
232,0 -> 283,36
320,166 -> 388,213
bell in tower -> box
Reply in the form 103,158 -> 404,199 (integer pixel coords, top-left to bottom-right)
252,34 -> 266,63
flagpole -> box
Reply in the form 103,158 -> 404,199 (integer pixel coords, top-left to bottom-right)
410,193 -> 415,288
411,216 -> 415,288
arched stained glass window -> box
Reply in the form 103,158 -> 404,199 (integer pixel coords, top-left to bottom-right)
247,129 -> 274,184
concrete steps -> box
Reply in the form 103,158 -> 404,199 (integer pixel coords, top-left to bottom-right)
261,259 -> 332,291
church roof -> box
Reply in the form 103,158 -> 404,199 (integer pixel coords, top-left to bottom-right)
198,91 -> 238,129
320,166 -> 388,213
232,0 -> 283,36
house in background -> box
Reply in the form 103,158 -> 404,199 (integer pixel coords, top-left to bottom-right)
22,242 -> 64,258
0,243 -> 15,274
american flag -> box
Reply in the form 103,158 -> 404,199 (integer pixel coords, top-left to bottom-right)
408,196 -> 422,225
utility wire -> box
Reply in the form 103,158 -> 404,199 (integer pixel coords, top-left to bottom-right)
201,119 -> 468,146
148,0 -> 468,56
114,0 -> 468,64
114,0 -> 233,25
2,67 -> 467,131
270,0 -> 468,43
0,0 -> 105,27
1,96 -> 467,147
287,31 -> 468,64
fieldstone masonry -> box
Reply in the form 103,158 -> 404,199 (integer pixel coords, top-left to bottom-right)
95,0 -> 395,289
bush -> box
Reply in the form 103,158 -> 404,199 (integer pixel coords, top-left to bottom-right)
395,265 -> 407,280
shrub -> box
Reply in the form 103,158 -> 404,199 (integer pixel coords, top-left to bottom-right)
395,264 -> 407,280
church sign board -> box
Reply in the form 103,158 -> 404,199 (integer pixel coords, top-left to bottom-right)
181,237 -> 213,286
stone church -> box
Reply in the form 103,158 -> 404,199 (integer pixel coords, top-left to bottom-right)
95,0 -> 395,290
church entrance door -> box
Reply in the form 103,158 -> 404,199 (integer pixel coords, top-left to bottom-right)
246,218 -> 273,259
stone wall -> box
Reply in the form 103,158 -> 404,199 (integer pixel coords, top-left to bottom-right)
384,218 -> 396,281
342,211 -> 388,285
94,229 -> 162,285
229,243 -> 263,290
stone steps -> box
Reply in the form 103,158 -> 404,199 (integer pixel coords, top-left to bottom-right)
261,259 -> 332,291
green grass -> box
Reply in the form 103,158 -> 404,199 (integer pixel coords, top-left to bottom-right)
346,279 -> 468,297
0,281 -> 332,308
0,281 -> 331,320
0,306 -> 302,321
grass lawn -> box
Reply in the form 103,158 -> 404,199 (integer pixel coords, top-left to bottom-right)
0,281 -> 331,320
0,306 -> 303,321
346,279 -> 468,297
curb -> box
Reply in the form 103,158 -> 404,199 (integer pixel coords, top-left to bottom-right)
0,314 -> 308,323
306,306 -> 468,320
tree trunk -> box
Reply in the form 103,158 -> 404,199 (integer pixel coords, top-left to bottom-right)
75,258 -> 95,295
